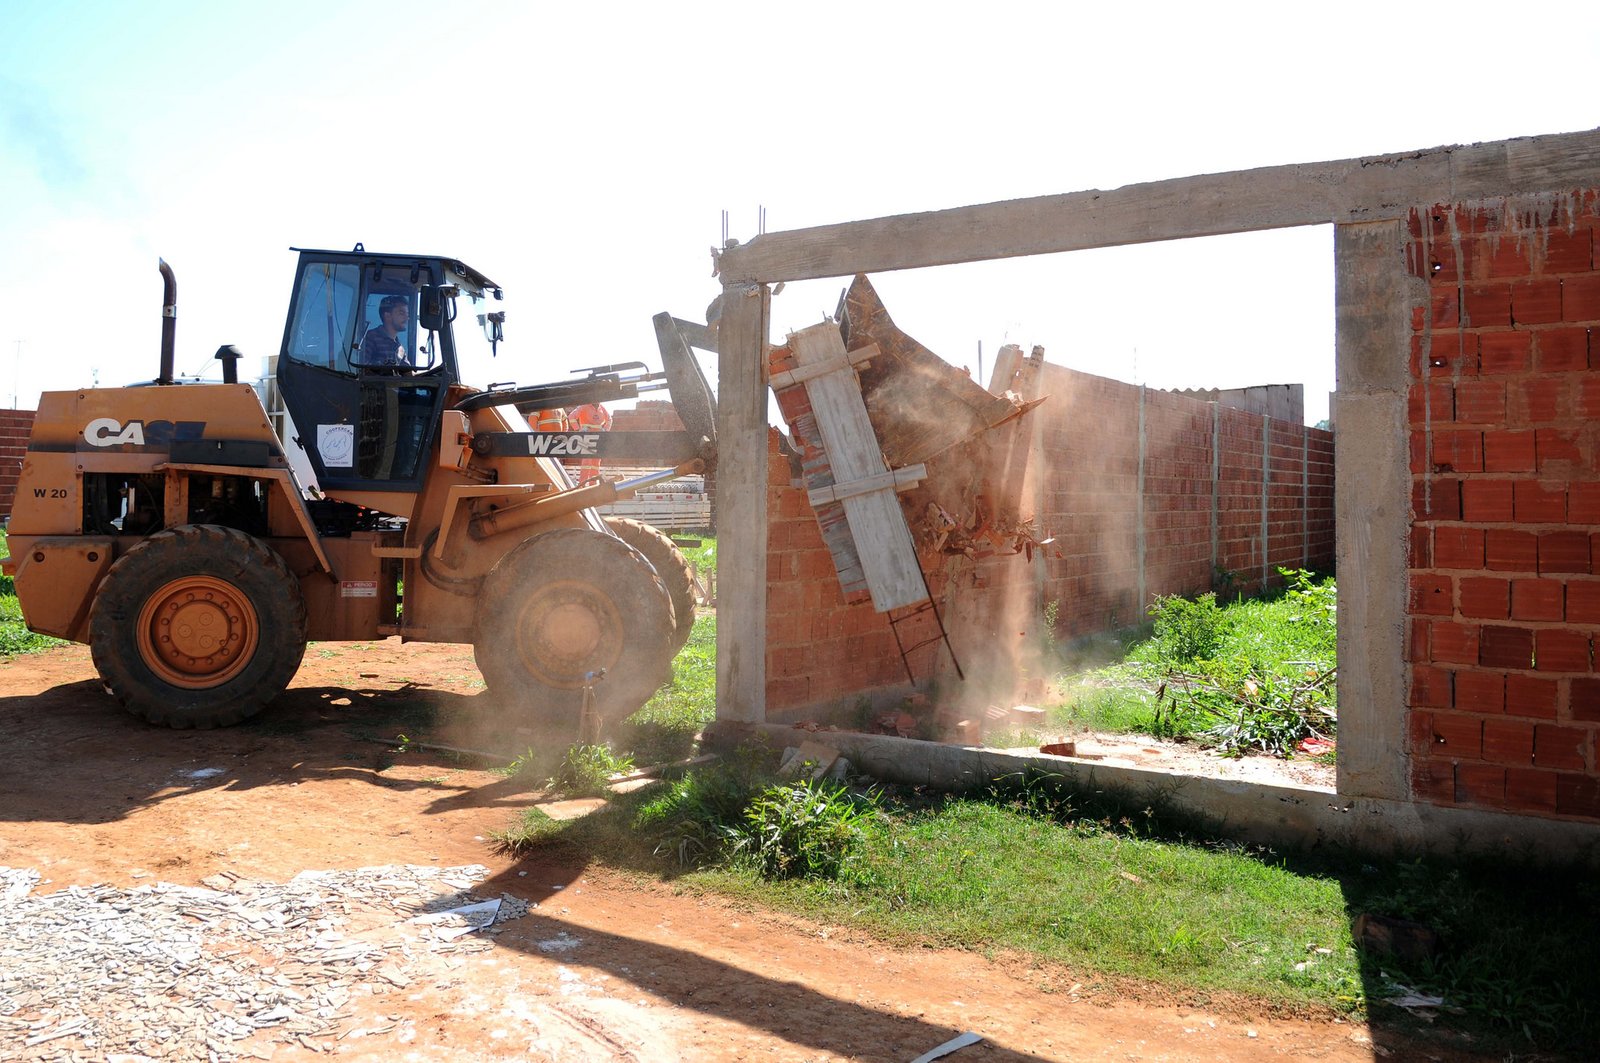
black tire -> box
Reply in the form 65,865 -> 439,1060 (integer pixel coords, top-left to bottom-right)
473,528 -> 675,728
603,516 -> 696,655
89,525 -> 308,728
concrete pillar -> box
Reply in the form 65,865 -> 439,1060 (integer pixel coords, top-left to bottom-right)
715,281 -> 770,722
1333,220 -> 1417,802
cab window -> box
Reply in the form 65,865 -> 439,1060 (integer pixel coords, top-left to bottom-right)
285,262 -> 360,372
352,287 -> 419,370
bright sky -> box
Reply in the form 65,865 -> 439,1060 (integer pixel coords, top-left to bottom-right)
3,1 -> 1596,427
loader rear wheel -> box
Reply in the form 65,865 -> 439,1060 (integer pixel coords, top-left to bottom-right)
603,517 -> 696,655
473,528 -> 674,729
90,525 -> 308,729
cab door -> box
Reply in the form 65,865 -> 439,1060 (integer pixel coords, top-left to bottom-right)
277,254 -> 451,498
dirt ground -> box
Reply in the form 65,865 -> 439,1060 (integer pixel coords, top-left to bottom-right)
0,642 -> 1487,1062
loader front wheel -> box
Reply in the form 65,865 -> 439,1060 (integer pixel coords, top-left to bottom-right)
474,528 -> 674,729
91,525 -> 308,728
603,517 -> 696,655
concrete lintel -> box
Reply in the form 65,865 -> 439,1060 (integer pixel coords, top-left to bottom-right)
717,128 -> 1600,284
714,724 -> 1600,867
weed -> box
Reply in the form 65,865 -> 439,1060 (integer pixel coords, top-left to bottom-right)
634,755 -> 767,867
1042,597 -> 1060,639
544,743 -> 634,797
1147,591 -> 1225,664
491,806 -> 562,853
733,781 -> 881,880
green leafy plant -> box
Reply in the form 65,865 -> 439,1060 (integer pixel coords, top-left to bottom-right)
634,754 -> 767,867
733,780 -> 881,880
545,743 -> 634,797
1147,591 -> 1225,664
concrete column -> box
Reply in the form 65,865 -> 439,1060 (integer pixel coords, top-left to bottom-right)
1136,386 -> 1147,609
715,281 -> 770,722
1333,220 -> 1417,802
1210,403 -> 1220,584
1260,416 -> 1271,589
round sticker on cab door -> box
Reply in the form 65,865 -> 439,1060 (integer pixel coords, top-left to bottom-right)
318,424 -> 355,467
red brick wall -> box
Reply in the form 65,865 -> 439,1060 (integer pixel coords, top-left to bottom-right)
609,400 -> 683,436
764,428 -> 904,712
1034,366 -> 1335,641
0,409 -> 36,522
1406,192 -> 1600,820
763,367 -> 1336,718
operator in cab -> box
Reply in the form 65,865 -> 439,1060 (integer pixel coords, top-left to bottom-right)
361,295 -> 409,367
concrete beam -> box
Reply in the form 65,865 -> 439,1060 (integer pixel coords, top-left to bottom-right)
712,724 -> 1600,867
717,128 -> 1600,284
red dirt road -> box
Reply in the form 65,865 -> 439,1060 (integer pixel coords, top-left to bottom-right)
0,642 -> 1474,1061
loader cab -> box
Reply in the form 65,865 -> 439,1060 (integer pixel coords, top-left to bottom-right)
276,247 -> 499,502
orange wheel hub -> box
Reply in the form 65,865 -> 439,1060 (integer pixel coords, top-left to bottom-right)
515,580 -> 624,689
136,576 -> 259,689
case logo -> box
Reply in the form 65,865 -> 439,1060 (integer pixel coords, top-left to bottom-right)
83,418 -> 205,447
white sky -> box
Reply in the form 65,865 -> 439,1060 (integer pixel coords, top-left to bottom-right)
2,1 -> 1596,427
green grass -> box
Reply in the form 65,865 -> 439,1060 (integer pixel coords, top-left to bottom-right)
0,528 -> 64,657
1047,570 -> 1338,756
678,536 -> 716,585
614,610 -> 716,764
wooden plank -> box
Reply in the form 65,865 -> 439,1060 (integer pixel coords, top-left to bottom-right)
715,282 -> 769,723
768,343 -> 879,390
806,463 -> 926,507
717,129 -> 1600,283
788,322 -> 927,612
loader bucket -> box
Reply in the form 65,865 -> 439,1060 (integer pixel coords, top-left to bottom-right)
838,274 -> 1035,468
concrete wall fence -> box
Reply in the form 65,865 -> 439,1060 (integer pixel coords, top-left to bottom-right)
0,409 -> 37,523
1406,192 -> 1600,821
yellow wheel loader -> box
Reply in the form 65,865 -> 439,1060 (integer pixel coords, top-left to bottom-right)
1,248 -> 716,731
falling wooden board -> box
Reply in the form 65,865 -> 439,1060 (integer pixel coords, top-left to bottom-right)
787,321 -> 928,612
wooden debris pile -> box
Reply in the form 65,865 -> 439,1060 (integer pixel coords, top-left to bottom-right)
0,863 -> 529,1062
918,501 -> 1056,562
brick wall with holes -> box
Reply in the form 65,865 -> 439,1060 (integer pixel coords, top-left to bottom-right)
608,400 -> 682,436
764,426 -> 905,713
1031,364 -> 1334,641
1406,192 -> 1600,821
0,409 -> 36,522
762,364 -> 1336,718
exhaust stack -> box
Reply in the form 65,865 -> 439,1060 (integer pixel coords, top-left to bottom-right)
157,259 -> 177,386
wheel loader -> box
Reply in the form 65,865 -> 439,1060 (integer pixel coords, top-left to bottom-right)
0,247 -> 718,731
